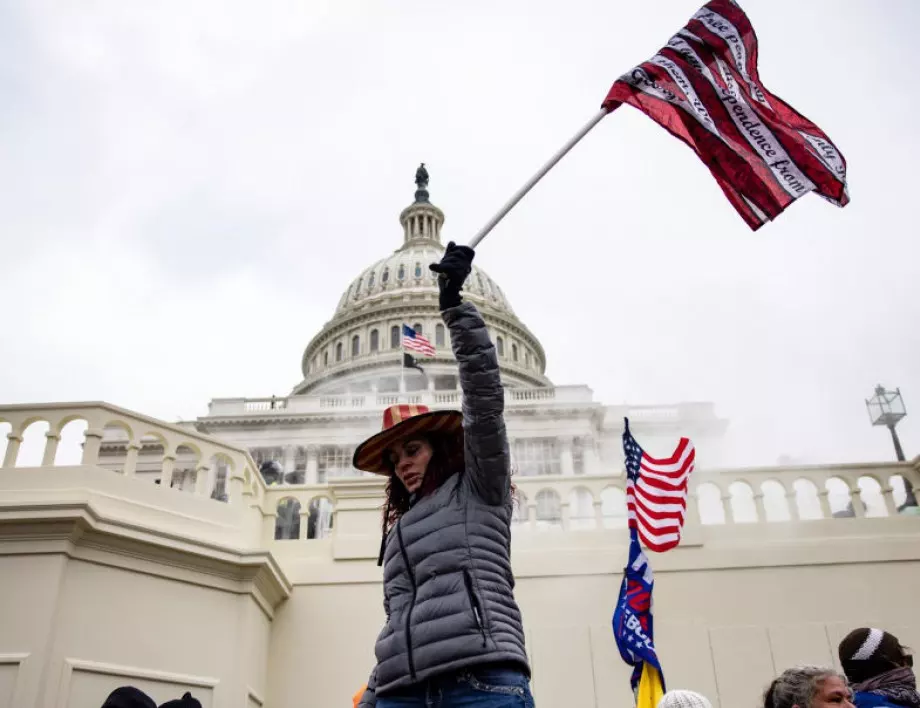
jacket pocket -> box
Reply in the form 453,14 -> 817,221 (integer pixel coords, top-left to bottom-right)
462,568 -> 488,647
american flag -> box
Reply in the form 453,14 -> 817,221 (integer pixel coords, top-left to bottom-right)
402,325 -> 435,357
623,419 -> 695,553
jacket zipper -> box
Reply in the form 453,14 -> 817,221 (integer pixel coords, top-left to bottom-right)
396,519 -> 418,680
463,568 -> 488,648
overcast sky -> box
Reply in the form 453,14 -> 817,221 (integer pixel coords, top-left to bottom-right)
1,0 -> 918,468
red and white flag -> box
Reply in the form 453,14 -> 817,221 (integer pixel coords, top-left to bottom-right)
623,420 -> 695,552
603,0 -> 848,230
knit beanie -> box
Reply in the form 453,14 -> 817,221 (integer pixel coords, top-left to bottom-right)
658,689 -> 714,708
839,628 -> 910,683
101,686 -> 157,708
158,693 -> 202,708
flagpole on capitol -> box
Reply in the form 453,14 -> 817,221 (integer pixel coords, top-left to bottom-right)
467,108 -> 609,249
399,331 -> 406,403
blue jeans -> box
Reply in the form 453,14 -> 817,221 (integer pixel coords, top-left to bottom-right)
377,666 -> 535,707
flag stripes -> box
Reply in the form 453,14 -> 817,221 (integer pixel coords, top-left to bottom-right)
623,422 -> 695,553
402,325 -> 435,357
602,0 -> 848,230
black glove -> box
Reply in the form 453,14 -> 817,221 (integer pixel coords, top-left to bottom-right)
429,241 -> 475,310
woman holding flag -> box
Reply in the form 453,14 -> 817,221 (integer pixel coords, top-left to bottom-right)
355,243 -> 534,708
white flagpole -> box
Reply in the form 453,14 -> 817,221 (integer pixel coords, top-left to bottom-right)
468,108 -> 609,249
399,338 -> 405,402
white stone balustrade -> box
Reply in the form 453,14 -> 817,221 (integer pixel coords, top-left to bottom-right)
261,459 -> 920,554
208,385 -> 597,417
0,401 -> 265,505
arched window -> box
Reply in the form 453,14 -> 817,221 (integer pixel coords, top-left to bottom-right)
354,278 -> 363,297
274,498 -> 302,540
696,483 -> 726,524
435,324 -> 445,347
370,329 -> 379,352
414,263 -> 422,278
398,264 -> 405,281
496,336 -> 505,357
351,335 -> 360,357
512,344 -> 518,362
569,488 -> 595,530
323,351 -> 329,367
535,489 -> 562,528
368,272 -> 375,288
390,325 -> 400,349
335,342 -> 343,362
413,323 -> 423,335
601,487 -> 628,528
306,497 -> 334,540
382,268 -> 389,284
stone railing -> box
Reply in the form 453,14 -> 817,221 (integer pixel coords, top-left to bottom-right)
260,459 -> 920,549
0,402 -> 265,505
207,385 -> 595,417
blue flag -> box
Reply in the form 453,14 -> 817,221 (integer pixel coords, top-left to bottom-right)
612,525 -> 666,705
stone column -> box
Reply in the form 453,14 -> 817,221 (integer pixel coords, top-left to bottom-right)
41,432 -> 61,466
81,428 -> 104,466
583,440 -> 601,476
160,454 -> 176,487
880,484 -> 898,517
593,499 -> 604,528
228,469 -> 245,504
753,490 -> 767,522
559,437 -> 574,476
305,447 -> 319,485
282,445 -> 296,478
560,501 -> 571,531
785,488 -> 799,521
123,443 -> 140,477
299,506 -> 311,541
3,433 -> 22,468
817,487 -> 833,519
685,492 -> 701,527
195,462 -> 212,496
849,485 -> 866,518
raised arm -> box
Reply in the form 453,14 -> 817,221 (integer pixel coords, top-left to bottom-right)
431,243 -> 511,506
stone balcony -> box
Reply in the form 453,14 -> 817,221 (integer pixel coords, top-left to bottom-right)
205,385 -> 597,417
5,401 -> 917,564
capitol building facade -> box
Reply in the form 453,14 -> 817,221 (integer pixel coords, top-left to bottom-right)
0,173 -> 919,708
193,177 -> 730,534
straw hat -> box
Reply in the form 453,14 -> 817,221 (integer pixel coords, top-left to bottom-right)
353,404 -> 463,474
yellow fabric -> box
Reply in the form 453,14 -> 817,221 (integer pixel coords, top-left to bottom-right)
637,663 -> 664,708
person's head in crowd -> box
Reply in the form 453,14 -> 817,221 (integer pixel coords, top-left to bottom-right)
839,628 -> 918,708
158,693 -> 202,708
839,628 -> 914,683
101,686 -> 156,708
764,666 -> 854,708
658,689 -> 714,708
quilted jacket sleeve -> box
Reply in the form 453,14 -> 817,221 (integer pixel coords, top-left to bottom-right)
443,301 -> 511,505
356,666 -> 377,707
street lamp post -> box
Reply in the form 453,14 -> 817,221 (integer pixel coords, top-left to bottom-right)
865,385 -> 907,461
865,385 -> 914,509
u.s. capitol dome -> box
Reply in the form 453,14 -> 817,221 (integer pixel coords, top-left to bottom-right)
292,170 -> 550,395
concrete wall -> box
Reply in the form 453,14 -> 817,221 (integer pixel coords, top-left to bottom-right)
265,553 -> 920,708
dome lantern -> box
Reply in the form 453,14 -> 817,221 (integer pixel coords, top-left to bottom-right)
399,163 -> 444,250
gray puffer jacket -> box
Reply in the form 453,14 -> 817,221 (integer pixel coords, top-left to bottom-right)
358,301 -> 529,706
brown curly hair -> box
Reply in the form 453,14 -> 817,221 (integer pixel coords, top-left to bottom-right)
381,431 -> 465,530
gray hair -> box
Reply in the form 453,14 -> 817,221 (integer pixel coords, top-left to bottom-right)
764,666 -> 846,708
